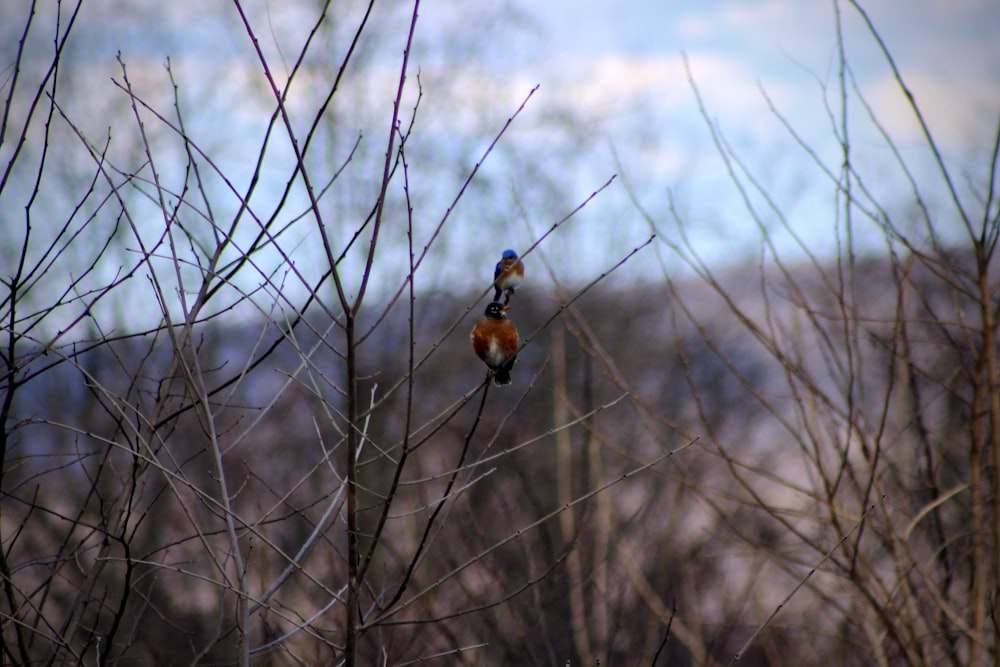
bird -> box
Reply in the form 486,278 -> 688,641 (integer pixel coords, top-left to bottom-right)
470,301 -> 519,386
493,249 -> 524,304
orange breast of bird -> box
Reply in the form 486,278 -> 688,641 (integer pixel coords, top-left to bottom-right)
471,319 -> 518,368
496,259 -> 524,286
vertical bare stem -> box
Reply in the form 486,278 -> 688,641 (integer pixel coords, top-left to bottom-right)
978,243 -> 1000,667
553,325 -> 594,664
585,354 -> 611,653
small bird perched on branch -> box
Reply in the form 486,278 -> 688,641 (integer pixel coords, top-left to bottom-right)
470,301 -> 519,386
493,249 -> 524,304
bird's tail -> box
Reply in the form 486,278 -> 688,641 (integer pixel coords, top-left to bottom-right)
492,357 -> 516,386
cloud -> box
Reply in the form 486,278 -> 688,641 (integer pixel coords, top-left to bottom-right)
861,70 -> 1000,153
677,0 -> 797,38
542,50 -> 800,143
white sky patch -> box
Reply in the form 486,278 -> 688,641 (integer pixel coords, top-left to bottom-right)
712,0 -> 799,31
533,51 -> 798,127
860,70 -> 1000,151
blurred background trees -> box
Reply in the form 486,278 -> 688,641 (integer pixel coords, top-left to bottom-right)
2,0 -> 998,665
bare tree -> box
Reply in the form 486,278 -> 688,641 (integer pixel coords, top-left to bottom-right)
1,1 -> 666,665
596,1 -> 1000,665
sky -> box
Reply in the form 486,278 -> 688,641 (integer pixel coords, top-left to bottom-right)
522,0 -> 999,148
478,0 -> 1000,277
5,0 -> 1000,335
